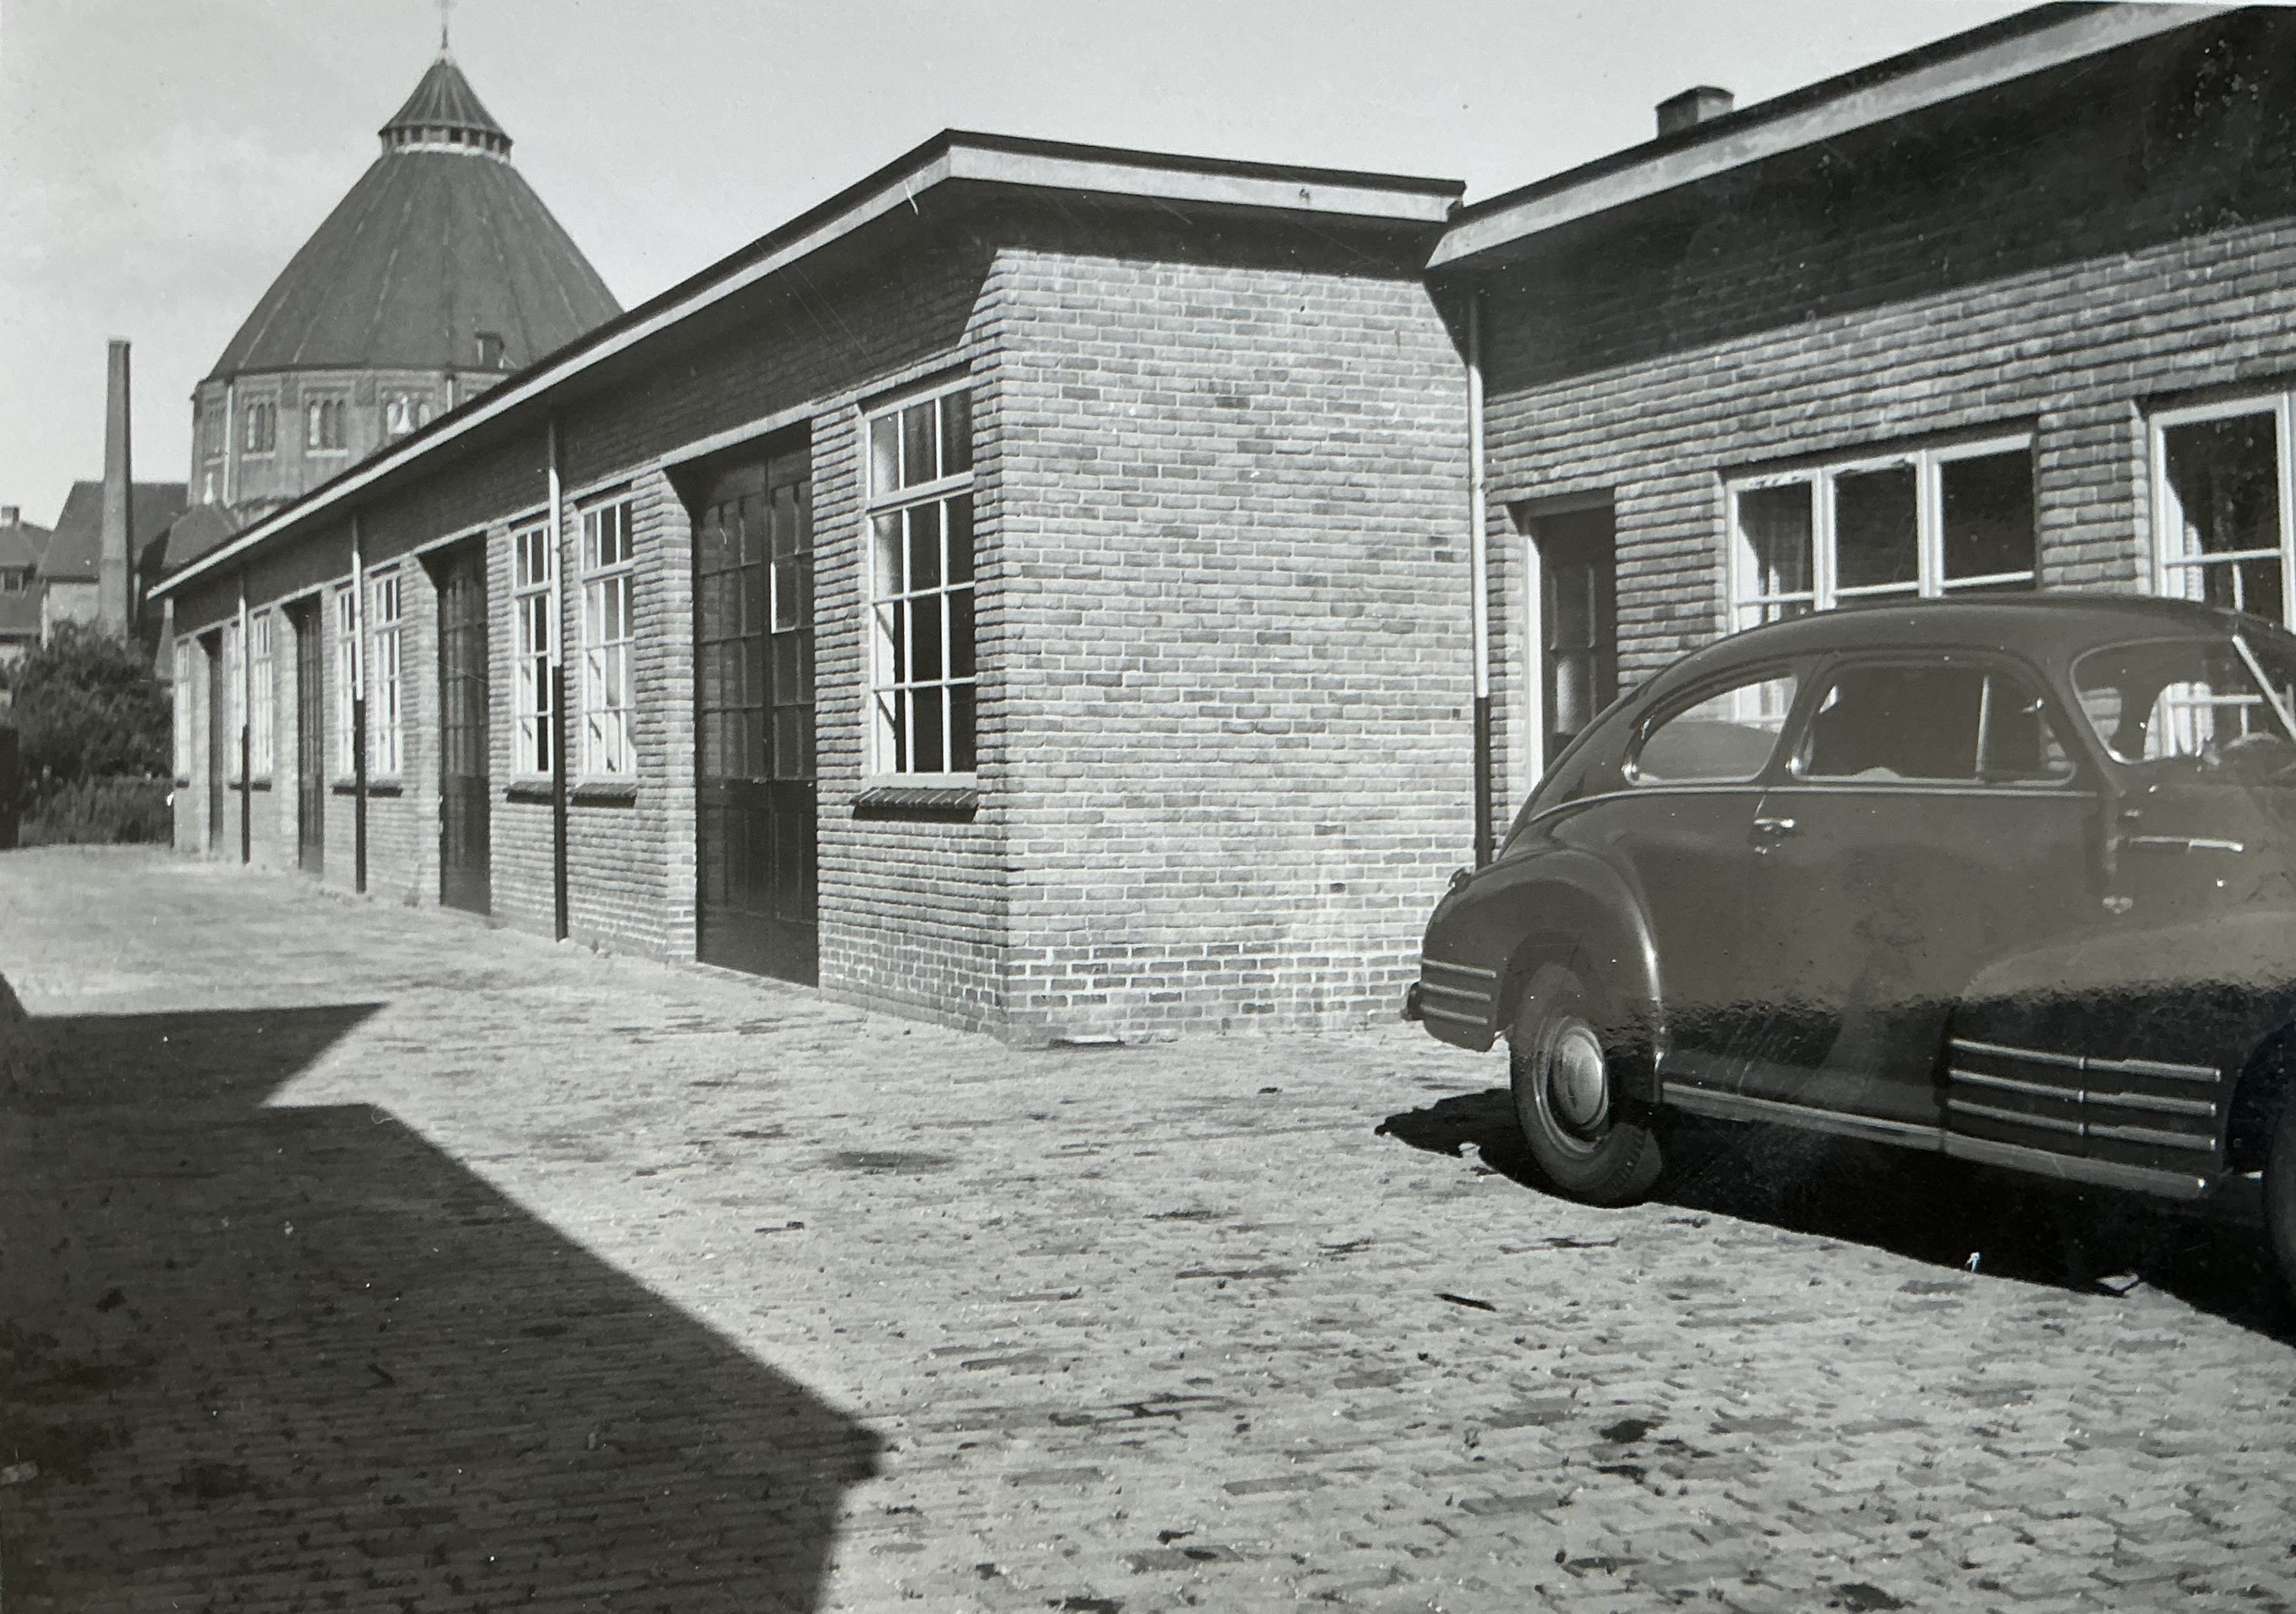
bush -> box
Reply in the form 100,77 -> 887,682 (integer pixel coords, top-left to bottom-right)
10,623 -> 169,786
19,777 -> 171,846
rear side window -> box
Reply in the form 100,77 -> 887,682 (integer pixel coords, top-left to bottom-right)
1628,671 -> 1798,784
1797,662 -> 2072,784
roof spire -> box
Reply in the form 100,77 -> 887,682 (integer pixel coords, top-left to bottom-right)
379,46 -> 511,159
439,0 -> 452,55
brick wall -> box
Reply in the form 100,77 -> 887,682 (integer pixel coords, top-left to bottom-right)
1470,6 -> 2296,806
993,250 -> 1472,1040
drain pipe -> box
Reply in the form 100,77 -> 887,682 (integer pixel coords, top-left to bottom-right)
1466,290 -> 1494,867
547,417 -> 570,942
351,511 -> 368,895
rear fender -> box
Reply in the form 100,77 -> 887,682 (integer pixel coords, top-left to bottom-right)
1422,850 -> 1663,1102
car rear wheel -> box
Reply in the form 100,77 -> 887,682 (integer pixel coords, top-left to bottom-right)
1509,962 -> 1663,1205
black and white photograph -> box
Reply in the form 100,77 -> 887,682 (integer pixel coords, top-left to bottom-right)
7,1 -> 2296,1608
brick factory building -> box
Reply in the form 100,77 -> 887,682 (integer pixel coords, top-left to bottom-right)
151,134 -> 1470,1041
152,5 -> 2296,1042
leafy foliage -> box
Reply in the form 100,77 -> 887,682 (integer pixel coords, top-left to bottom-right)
8,623 -> 170,786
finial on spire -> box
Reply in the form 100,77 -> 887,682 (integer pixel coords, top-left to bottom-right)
439,0 -> 453,55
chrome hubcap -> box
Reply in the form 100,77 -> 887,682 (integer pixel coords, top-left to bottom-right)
1546,1023 -> 1609,1135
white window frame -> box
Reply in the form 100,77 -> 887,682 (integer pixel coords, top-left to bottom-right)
1728,434 -> 2036,633
224,618 -> 245,783
370,568 -> 404,777
2150,393 -> 2296,629
250,610 -> 275,779
865,379 -> 976,777
512,521 -> 556,776
305,395 -> 349,455
172,641 -> 193,783
579,499 -> 636,778
333,586 -> 360,777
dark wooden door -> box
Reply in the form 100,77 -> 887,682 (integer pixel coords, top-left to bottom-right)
294,601 -> 324,874
437,545 -> 491,913
205,634 -> 226,852
693,441 -> 816,983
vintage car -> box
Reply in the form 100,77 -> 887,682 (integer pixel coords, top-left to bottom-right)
1407,596 -> 2296,1284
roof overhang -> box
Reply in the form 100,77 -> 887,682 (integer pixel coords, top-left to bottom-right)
152,132 -> 1460,603
1429,2 -> 2230,272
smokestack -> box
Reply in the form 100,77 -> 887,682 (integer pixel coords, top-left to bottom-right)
1657,85 -> 1735,138
100,339 -> 133,636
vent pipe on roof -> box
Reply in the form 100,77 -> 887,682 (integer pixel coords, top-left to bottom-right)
1657,85 -> 1734,138
100,339 -> 133,637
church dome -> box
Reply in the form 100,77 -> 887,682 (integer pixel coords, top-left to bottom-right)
205,54 -> 619,381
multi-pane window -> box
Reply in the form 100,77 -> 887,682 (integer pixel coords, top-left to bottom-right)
244,398 -> 277,455
250,611 -> 275,778
867,384 -> 975,773
1730,438 -> 2035,631
513,523 -> 556,774
306,397 -> 348,453
580,500 -> 636,776
370,570 -> 403,776
2155,398 -> 2296,626
383,392 -> 432,439
333,587 -> 359,776
224,618 -> 245,783
172,642 -> 193,781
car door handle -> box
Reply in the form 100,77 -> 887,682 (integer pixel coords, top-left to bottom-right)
1751,816 -> 1798,840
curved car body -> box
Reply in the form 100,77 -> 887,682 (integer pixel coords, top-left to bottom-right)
1410,597 -> 2296,1227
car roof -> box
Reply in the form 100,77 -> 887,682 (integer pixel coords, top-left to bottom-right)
1661,595 -> 2268,689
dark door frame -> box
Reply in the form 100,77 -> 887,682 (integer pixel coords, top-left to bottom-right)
682,428 -> 818,985
431,540 -> 492,915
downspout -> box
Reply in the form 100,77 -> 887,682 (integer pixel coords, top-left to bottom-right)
351,511 -> 368,895
547,417 -> 570,941
1466,289 -> 1494,868
238,577 -> 251,865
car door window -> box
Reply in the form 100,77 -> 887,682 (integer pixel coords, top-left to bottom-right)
1629,671 -> 1798,784
1796,662 -> 2072,784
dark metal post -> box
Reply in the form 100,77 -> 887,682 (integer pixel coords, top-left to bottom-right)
550,663 -> 569,939
239,726 -> 251,864
353,696 -> 367,894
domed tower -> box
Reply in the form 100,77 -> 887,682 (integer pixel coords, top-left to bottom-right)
188,50 -> 621,519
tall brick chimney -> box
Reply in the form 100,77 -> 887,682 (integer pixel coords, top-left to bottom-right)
1656,85 -> 1734,138
99,338 -> 133,636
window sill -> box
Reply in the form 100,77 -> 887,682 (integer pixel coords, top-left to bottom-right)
504,779 -> 554,805
572,780 -> 638,806
853,779 -> 979,821
331,780 -> 403,797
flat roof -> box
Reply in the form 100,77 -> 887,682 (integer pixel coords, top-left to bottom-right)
1429,2 -> 2228,271
154,130 -> 1462,601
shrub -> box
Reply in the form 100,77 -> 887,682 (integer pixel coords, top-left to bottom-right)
9,622 -> 169,787
20,777 -> 171,846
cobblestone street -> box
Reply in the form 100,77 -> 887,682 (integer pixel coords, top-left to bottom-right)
5,849 -> 2296,1612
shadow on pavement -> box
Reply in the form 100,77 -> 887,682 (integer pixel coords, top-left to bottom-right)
1378,1085 -> 2296,1341
0,998 -> 879,1611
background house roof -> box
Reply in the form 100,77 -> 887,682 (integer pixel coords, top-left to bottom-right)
205,57 -> 619,381
0,516 -> 53,572
44,482 -> 189,583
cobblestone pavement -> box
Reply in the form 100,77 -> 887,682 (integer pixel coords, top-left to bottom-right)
6,849 -> 2296,1613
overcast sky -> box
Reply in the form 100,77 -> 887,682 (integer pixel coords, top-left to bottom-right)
0,0 -> 2035,526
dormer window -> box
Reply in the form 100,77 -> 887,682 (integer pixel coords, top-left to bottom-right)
475,331 -> 506,370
